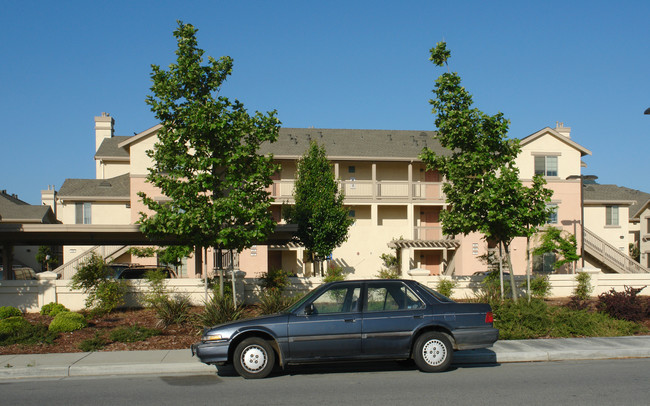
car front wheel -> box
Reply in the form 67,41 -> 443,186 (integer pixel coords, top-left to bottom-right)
413,332 -> 453,372
233,337 -> 276,379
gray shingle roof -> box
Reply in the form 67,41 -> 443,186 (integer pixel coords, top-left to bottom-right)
584,184 -> 650,219
58,173 -> 130,199
95,136 -> 131,160
0,191 -> 57,223
258,128 -> 447,160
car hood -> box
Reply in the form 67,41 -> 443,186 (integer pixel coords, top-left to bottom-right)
205,313 -> 290,333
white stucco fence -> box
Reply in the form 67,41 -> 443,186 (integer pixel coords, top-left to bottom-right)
1,272 -> 650,313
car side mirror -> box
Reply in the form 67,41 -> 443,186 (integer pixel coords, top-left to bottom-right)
304,303 -> 315,316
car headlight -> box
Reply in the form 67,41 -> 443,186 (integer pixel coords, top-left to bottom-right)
202,332 -> 226,342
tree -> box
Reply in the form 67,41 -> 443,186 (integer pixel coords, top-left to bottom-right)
284,141 -> 354,276
421,42 -> 553,301
533,226 -> 580,271
138,21 -> 280,304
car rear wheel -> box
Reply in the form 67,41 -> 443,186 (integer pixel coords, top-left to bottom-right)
233,337 -> 276,379
413,332 -> 453,372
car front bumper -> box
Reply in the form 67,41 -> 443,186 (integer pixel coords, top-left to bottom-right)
191,341 -> 230,365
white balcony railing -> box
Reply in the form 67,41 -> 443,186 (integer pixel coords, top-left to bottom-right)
271,180 -> 445,202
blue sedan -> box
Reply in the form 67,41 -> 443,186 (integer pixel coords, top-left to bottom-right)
192,279 -> 498,378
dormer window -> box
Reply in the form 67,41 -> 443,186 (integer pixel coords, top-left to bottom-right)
534,156 -> 558,177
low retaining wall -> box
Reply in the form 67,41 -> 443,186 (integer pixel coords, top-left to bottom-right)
1,272 -> 649,312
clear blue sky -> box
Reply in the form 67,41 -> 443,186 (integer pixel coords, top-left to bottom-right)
1,1 -> 648,205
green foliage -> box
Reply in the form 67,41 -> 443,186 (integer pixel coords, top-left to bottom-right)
285,141 -> 354,272
129,246 -> 193,269
376,252 -> 401,279
0,306 -> 22,320
139,21 -> 280,258
436,278 -> 458,298
323,264 -> 347,283
153,295 -> 193,328
421,41 -> 553,300
259,269 -> 293,291
198,294 -> 244,328
573,272 -> 593,300
70,254 -> 128,316
597,286 -> 647,322
48,311 -> 88,333
36,246 -> 59,270
0,317 -> 57,346
40,303 -> 69,317
478,271 -> 511,303
78,332 -> 108,352
109,324 -> 161,343
533,227 -> 580,270
376,268 -> 401,279
528,274 -> 552,299
493,299 -> 643,340
258,289 -> 300,315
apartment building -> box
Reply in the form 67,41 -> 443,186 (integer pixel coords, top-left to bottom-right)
48,114 -> 645,279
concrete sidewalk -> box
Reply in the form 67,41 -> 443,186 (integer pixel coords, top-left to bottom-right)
2,336 -> 650,380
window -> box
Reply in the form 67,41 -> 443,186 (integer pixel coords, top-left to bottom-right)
533,252 -> 556,274
75,202 -> 91,224
311,286 -> 360,314
366,282 -> 423,312
534,156 -> 558,177
546,204 -> 558,224
348,166 -> 356,173
606,205 -> 619,226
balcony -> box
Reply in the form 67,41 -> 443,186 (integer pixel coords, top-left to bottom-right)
270,180 -> 445,202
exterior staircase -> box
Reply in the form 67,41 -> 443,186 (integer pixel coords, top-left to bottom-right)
583,228 -> 648,273
52,245 -> 129,279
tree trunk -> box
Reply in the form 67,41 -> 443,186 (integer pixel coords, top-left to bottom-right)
502,242 -> 518,302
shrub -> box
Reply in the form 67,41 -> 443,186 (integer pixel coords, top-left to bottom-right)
40,302 -> 69,317
597,286 -> 647,322
70,253 -> 128,316
198,294 -> 244,328
0,317 -> 57,346
479,271 -> 511,303
48,311 -> 88,333
109,324 -> 161,343
0,306 -> 22,320
376,268 -> 401,279
152,294 -> 192,328
492,299 -> 551,340
436,279 -> 458,298
323,264 -> 346,283
258,289 -> 299,315
259,269 -> 293,291
573,272 -> 593,300
529,274 -> 551,299
79,332 -> 108,352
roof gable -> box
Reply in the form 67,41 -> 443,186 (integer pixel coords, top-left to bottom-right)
520,127 -> 592,157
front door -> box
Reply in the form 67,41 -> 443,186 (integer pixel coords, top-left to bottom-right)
287,282 -> 362,360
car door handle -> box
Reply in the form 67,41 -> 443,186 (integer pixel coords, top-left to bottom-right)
344,318 -> 356,323
413,315 -> 423,319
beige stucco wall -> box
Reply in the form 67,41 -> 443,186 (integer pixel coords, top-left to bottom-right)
98,161 -> 130,179
516,132 -> 583,181
585,205 -> 630,252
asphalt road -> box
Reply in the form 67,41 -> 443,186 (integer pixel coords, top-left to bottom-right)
3,358 -> 649,405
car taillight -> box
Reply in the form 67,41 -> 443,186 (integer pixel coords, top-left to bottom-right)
485,312 -> 494,323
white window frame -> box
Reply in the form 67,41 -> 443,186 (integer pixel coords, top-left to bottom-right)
606,205 -> 619,226
534,155 -> 558,177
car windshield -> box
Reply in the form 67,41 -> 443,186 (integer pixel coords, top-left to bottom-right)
282,287 -> 321,313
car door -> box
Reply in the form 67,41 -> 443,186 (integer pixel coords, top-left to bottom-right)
361,281 -> 426,357
287,282 -> 362,360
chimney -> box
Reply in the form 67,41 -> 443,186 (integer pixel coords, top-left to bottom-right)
41,186 -> 57,218
555,121 -> 571,139
95,112 -> 115,152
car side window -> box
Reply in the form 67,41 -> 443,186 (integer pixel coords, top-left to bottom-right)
311,286 -> 360,314
366,283 -> 424,312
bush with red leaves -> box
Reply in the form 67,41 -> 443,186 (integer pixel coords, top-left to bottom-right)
597,286 -> 648,322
